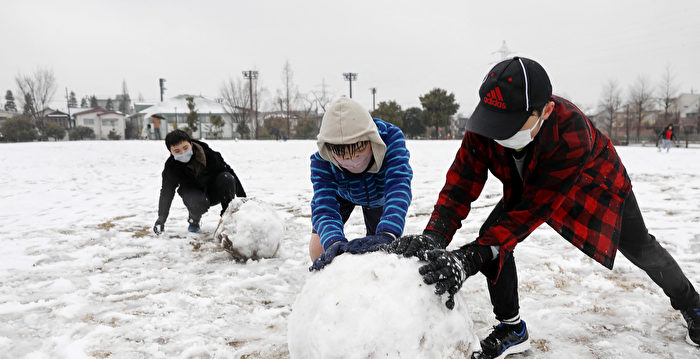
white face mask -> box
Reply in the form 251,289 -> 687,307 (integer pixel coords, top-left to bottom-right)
174,149 -> 194,163
336,150 -> 373,173
495,114 -> 543,149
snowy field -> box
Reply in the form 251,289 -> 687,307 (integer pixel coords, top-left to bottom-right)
1,139 -> 699,359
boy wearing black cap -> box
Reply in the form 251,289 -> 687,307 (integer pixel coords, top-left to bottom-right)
387,57 -> 700,358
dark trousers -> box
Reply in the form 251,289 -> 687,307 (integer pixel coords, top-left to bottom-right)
482,190 -> 699,322
177,172 -> 238,222
312,196 -> 383,236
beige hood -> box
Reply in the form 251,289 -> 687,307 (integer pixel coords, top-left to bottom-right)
317,97 -> 386,173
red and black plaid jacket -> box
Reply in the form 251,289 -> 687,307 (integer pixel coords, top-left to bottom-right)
426,96 -> 632,279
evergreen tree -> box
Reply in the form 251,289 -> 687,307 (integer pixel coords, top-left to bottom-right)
89,95 -> 98,108
186,96 -> 199,135
0,115 -> 38,142
69,126 -> 96,140
68,91 -> 78,108
371,100 -> 403,128
118,80 -> 131,114
236,121 -> 250,139
105,98 -> 114,110
402,107 -> 425,139
23,93 -> 34,116
419,88 -> 460,139
45,122 -> 66,140
80,97 -> 88,108
209,114 -> 225,139
4,90 -> 17,112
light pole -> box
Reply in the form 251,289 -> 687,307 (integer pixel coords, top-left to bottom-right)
343,72 -> 358,98
242,70 -> 259,139
370,87 -> 377,111
159,78 -> 166,102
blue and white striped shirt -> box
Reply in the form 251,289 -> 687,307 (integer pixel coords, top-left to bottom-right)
310,119 -> 413,250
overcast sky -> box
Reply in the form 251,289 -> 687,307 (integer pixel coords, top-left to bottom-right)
2,0 -> 700,116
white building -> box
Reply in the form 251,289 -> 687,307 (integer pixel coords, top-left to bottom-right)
73,108 -> 127,139
137,95 -> 242,139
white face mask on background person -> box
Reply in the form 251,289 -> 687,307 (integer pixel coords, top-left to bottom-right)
335,150 -> 373,173
495,113 -> 543,150
174,149 -> 194,163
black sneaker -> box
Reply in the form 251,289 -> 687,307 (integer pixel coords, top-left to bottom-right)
472,321 -> 530,359
682,307 -> 700,346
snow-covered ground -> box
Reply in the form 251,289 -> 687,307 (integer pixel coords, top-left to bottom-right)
1,140 -> 699,359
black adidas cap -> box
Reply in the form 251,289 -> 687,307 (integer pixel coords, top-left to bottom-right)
466,57 -> 552,140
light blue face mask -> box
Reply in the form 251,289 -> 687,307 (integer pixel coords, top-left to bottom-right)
174,149 -> 193,163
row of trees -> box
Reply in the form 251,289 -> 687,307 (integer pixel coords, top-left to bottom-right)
0,115 -> 122,142
597,65 -> 698,143
217,61 -> 461,140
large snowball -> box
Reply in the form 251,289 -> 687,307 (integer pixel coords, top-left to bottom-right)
287,252 -> 479,358
214,198 -> 282,261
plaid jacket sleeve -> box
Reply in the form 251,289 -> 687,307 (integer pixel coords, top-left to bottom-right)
426,133 -> 490,238
375,123 -> 413,237
310,153 -> 347,250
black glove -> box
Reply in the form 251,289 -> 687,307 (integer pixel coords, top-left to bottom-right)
419,243 -> 492,309
309,240 -> 347,271
384,231 -> 448,258
344,232 -> 396,254
153,219 -> 165,235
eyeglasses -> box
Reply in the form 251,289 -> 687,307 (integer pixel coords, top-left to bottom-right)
326,141 -> 369,158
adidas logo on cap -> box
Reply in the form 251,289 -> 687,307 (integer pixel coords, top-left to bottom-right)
483,87 -> 506,109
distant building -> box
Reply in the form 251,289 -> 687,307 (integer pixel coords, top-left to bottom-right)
135,95 -> 241,139
73,108 -> 126,139
40,109 -> 74,130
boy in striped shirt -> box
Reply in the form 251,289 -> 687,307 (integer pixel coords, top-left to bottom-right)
309,97 -> 413,271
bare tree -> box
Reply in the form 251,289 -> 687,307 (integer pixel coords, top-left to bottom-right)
628,76 -> 654,142
220,77 -> 250,138
311,78 -> 334,113
15,67 -> 57,137
598,79 -> 622,138
658,64 -> 679,128
277,60 -> 301,137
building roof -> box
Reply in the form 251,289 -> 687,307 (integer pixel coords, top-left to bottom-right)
72,107 -> 125,117
137,95 -> 231,119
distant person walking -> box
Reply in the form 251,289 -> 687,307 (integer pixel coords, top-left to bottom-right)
152,114 -> 164,140
658,124 -> 677,152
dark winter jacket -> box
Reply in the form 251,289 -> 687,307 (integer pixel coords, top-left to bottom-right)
657,128 -> 677,141
426,96 -> 632,280
157,140 -> 246,222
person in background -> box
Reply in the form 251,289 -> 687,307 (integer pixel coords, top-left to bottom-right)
153,130 -> 246,234
657,123 -> 677,152
308,97 -> 412,271
387,57 -> 700,358
152,114 -> 164,140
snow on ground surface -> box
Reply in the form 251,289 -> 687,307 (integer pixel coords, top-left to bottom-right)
0,140 -> 699,359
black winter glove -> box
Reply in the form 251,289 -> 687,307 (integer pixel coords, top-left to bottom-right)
153,219 -> 165,235
419,243 -> 493,309
384,231 -> 448,259
344,232 -> 396,254
309,240 -> 348,271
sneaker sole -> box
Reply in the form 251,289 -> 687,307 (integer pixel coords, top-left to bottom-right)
494,338 -> 531,359
687,333 -> 700,347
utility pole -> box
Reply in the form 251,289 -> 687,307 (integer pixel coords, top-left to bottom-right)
343,72 -> 358,98
65,87 -> 73,128
625,104 -> 630,145
242,70 -> 259,139
370,87 -> 377,111
159,78 -> 166,102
